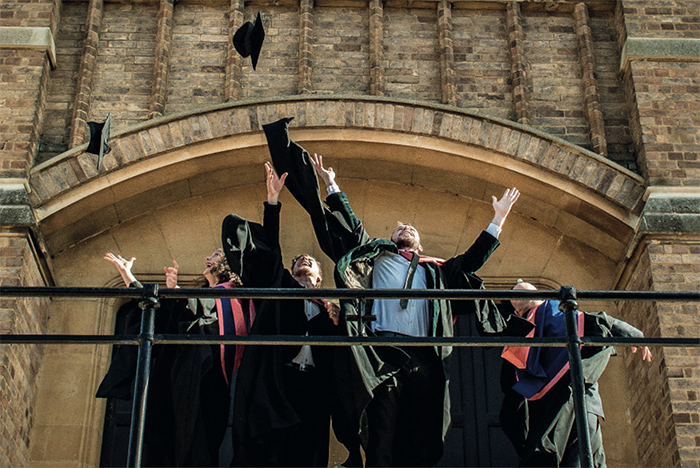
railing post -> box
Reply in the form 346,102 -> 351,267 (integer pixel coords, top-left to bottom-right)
126,284 -> 160,468
559,286 -> 594,468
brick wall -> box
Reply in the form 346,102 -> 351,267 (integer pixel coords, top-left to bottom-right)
591,12 -> 636,171
33,1 -> 638,168
313,6 -> 369,94
620,240 -> 700,467
39,0 -> 88,163
625,61 -> 700,186
166,0 -> 228,114
620,0 -> 699,39
241,5 -> 299,99
91,1 -> 158,129
383,7 -> 440,101
453,9 -> 512,120
0,235 -> 50,468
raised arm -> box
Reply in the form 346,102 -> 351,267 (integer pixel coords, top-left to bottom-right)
312,153 -> 339,194
104,253 -> 138,287
265,161 -> 288,206
490,187 -> 520,231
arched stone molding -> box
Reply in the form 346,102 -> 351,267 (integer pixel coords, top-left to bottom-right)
28,96 -> 645,258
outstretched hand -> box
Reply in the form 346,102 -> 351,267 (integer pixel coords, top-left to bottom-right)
491,187 -> 520,227
265,162 -> 287,205
164,260 -> 179,289
312,153 -> 336,188
104,253 -> 138,287
632,346 -> 653,362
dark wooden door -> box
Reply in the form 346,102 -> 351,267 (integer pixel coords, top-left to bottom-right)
438,312 -> 519,467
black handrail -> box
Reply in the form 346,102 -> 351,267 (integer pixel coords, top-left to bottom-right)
2,284 -> 698,468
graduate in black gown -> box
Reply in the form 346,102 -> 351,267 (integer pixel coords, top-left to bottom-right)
97,249 -> 255,467
226,162 -> 340,467
488,281 -> 651,467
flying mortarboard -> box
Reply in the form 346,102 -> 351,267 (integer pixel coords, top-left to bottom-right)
232,12 -> 265,70
86,114 -> 112,171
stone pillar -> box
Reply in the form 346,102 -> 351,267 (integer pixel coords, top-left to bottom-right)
506,2 -> 530,125
573,3 -> 607,156
68,0 -> 103,148
437,0 -> 456,106
616,1 -> 700,466
148,0 -> 174,119
298,0 -> 314,94
0,2 -> 57,467
369,0 -> 384,96
225,0 -> 245,101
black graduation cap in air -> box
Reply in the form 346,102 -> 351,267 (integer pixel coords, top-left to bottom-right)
86,114 -> 112,170
233,12 -> 265,70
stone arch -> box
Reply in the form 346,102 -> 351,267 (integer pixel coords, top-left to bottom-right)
29,97 -> 645,258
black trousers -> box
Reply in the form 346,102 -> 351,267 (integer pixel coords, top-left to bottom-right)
365,342 -> 444,467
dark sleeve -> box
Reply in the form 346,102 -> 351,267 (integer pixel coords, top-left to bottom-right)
263,201 -> 282,251
609,316 -> 644,338
443,230 -> 500,275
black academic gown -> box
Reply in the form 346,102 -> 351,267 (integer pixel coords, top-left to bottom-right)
478,301 -> 643,467
224,202 -> 336,467
262,117 -> 502,466
96,290 -> 234,467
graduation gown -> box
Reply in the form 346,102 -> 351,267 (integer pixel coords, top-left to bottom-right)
96,284 -> 253,467
262,116 -> 502,466
480,300 -> 643,467
224,203 -> 336,467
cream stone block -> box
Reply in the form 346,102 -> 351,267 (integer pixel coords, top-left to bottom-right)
33,351 -> 96,426
51,225 -> 127,288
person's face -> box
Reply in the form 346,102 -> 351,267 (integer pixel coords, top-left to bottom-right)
391,224 -> 422,252
509,282 -> 543,316
204,249 -> 225,279
292,255 -> 322,287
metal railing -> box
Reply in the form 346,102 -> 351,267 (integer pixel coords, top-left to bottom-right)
1,285 -> 699,468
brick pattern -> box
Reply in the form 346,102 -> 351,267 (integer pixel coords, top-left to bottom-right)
437,0 -> 455,106
0,235 -> 50,468
313,6 -> 369,94
89,1 -> 158,130
574,3 -> 608,157
592,10 -> 636,171
384,7 -> 440,102
68,0 -> 103,148
625,60 -> 700,186
507,2 -> 530,125
369,0 -> 384,96
453,8 -> 512,120
620,241 -> 700,467
29,2 -> 638,164
524,10 -> 590,149
298,0 -> 314,94
0,50 -> 50,179
27,98 -> 646,215
164,2 -> 228,115
239,5 -> 299,99
620,0 -> 700,39
38,1 -> 88,164
225,0 -> 244,101
148,0 -> 174,119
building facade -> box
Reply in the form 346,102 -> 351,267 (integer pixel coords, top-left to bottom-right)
0,0 -> 698,466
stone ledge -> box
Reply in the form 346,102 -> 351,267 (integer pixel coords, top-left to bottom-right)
0,183 -> 35,226
643,187 -> 700,214
620,37 -> 700,73
0,205 -> 35,226
638,212 -> 700,235
0,26 -> 56,69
